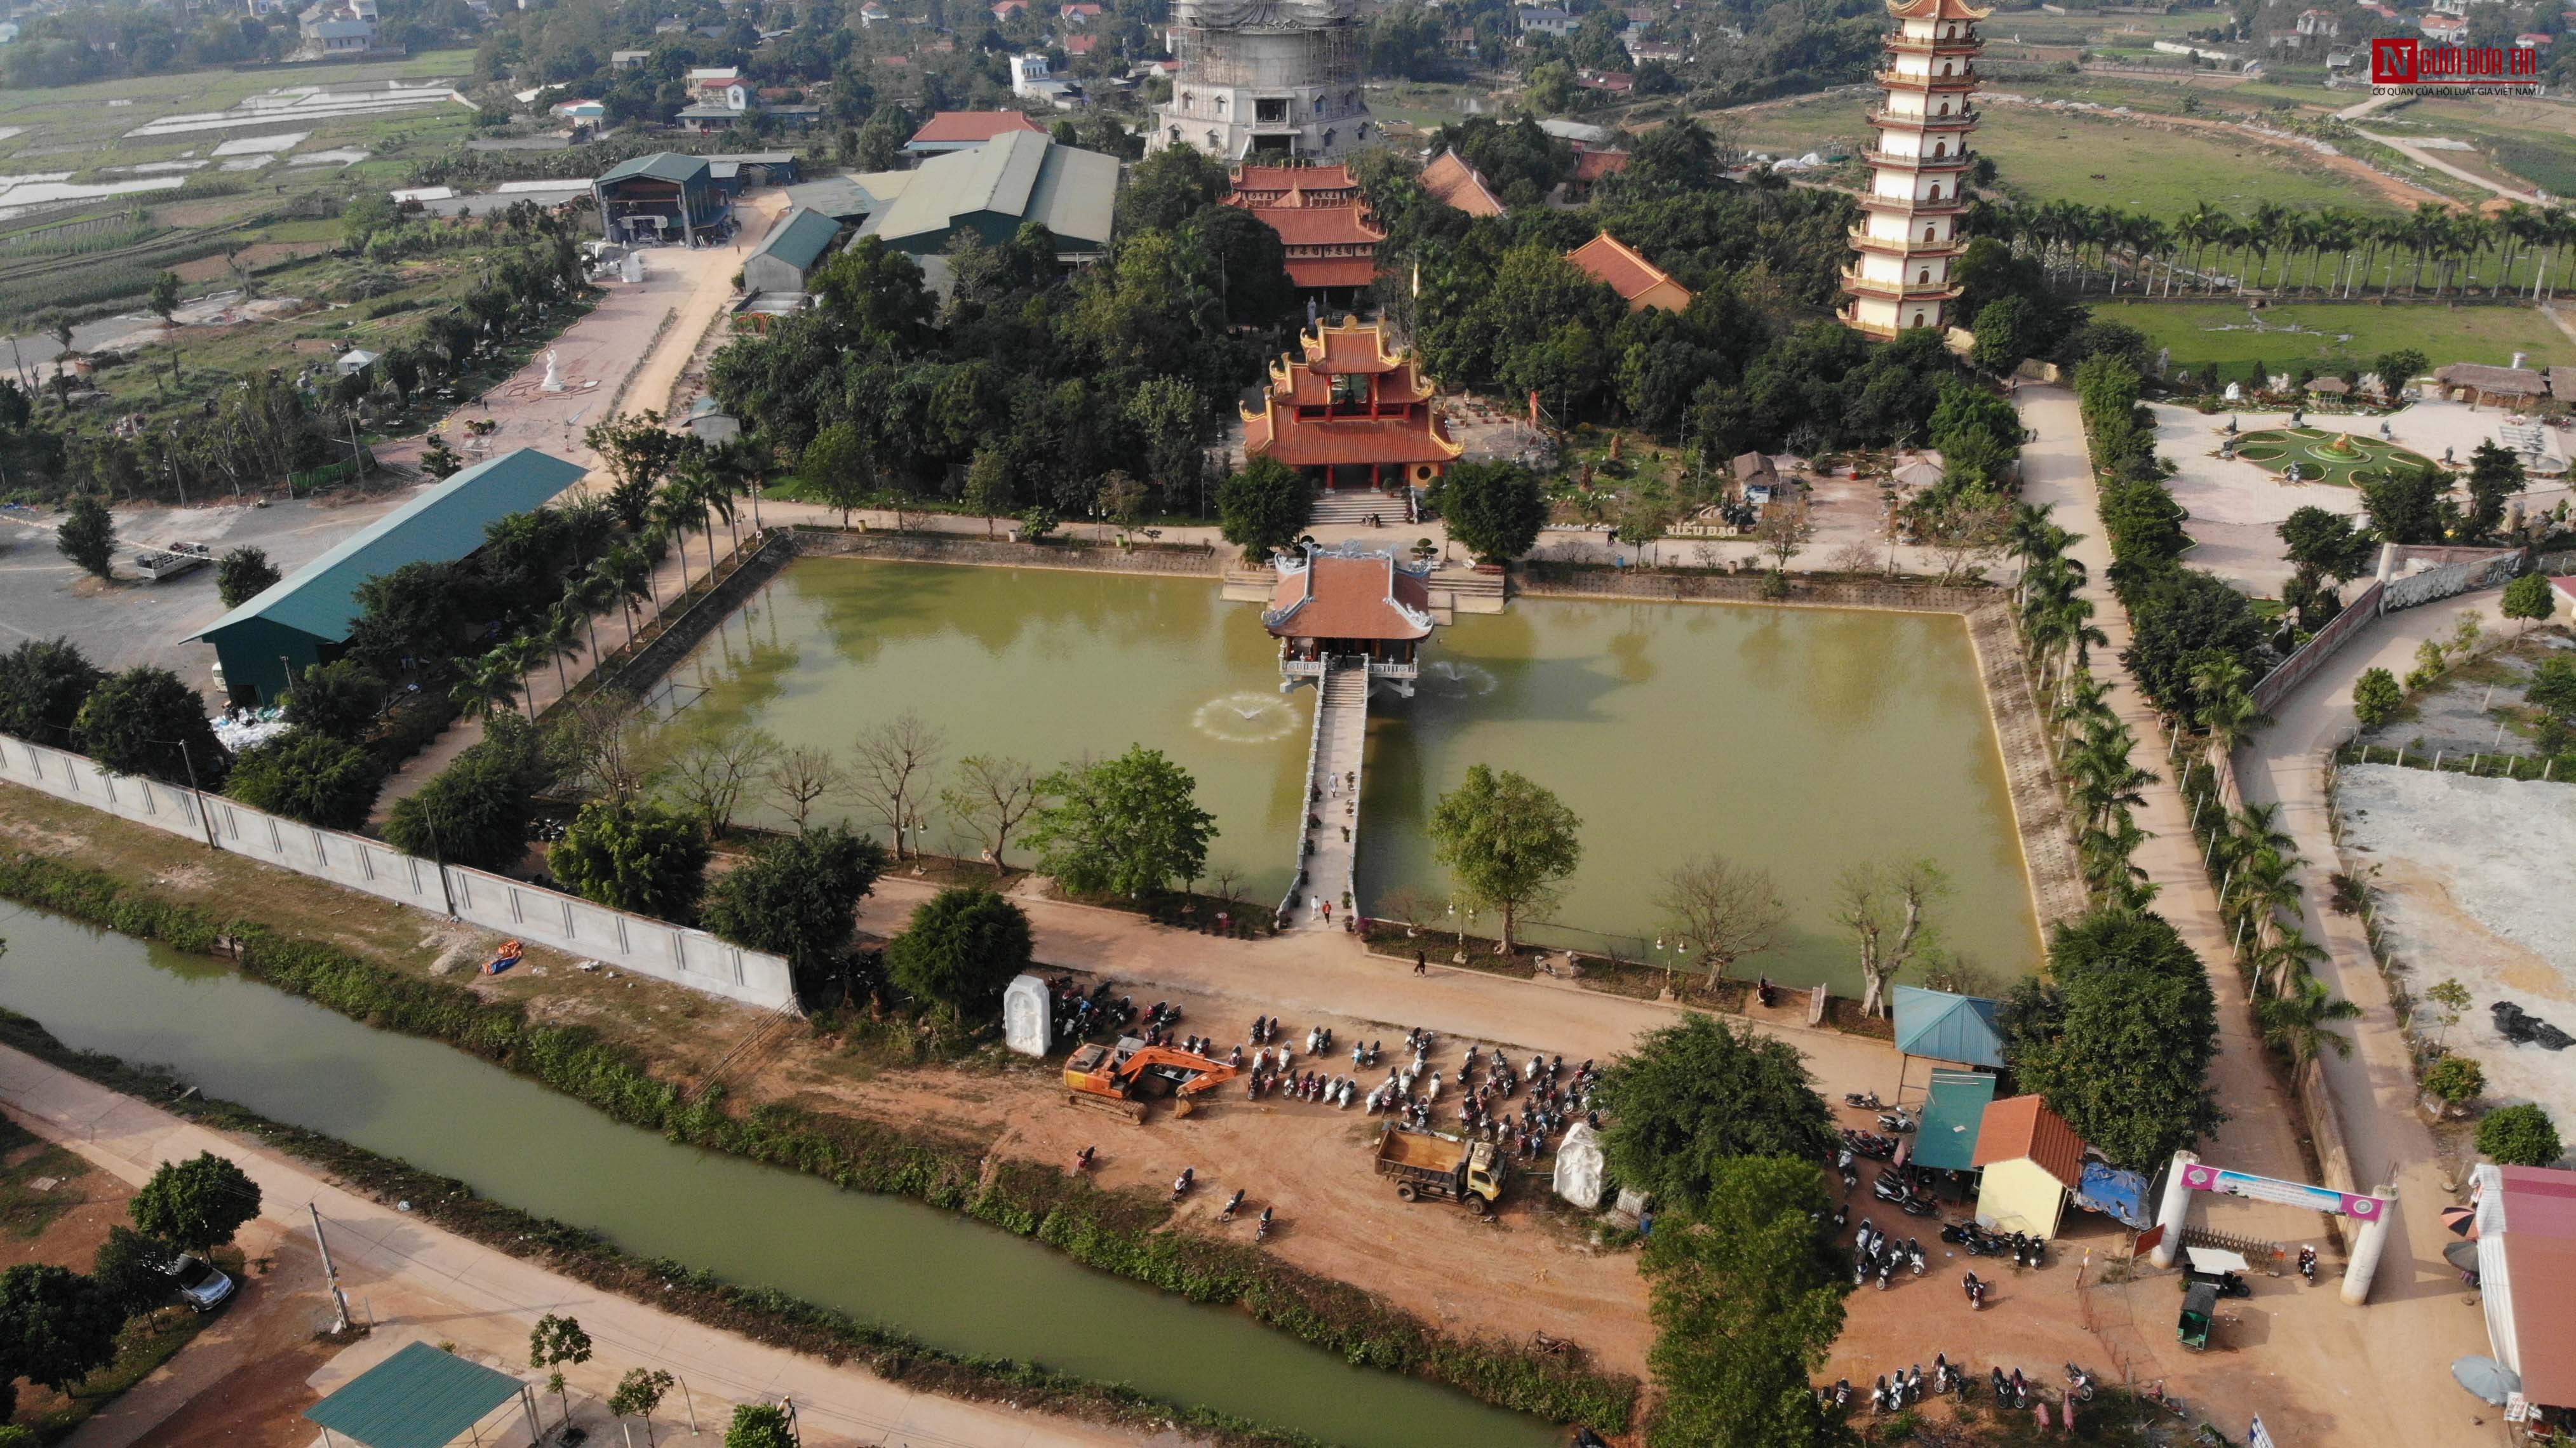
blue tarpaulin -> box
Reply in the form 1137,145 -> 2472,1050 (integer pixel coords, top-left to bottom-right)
2076,1160 -> 2151,1228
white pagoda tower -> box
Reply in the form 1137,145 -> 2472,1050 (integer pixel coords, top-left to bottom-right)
1842,0 -> 1988,338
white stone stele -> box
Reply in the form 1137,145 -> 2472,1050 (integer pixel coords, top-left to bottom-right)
1553,1121 -> 1607,1209
1002,972 -> 1052,1057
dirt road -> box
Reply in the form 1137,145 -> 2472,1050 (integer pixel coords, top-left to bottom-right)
0,1044 -> 1144,1448
2352,130 -> 2541,206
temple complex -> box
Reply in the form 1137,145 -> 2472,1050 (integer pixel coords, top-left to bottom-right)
1261,541 -> 1437,688
1842,0 -> 1987,338
1226,163 -> 1383,297
1241,318 -> 1463,490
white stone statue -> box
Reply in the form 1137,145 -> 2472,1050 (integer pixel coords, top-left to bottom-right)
622,250 -> 647,285
1553,1122 -> 1606,1209
2224,382 -> 2243,403
1002,972 -> 1050,1057
540,349 -> 565,393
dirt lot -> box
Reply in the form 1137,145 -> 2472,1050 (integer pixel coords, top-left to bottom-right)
0,1115 -> 126,1271
2335,761 -> 2576,1139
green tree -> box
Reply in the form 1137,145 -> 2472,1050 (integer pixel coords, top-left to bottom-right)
852,102 -> 911,171
885,887 -> 1033,1018
72,666 -> 228,789
2531,657 -> 2576,720
1638,1157 -> 1849,1448
130,1151 -> 260,1252
282,659 -> 388,741
2464,441 -> 2526,539
1216,457 -> 1310,561
0,637 -> 105,744
724,1404 -> 796,1448
1969,293 -> 2041,376
1598,1015 -> 1836,1213
2351,666 -> 2403,727
2476,1103 -> 2561,1167
2253,975 -> 2363,1064
962,447 -> 1016,536
1436,461 -> 1548,565
384,747 -> 539,870
584,412 -> 692,528
610,1367 -> 676,1447
1026,746 -> 1217,898
801,422 -> 876,526
1426,764 -> 1581,952
2001,908 -> 2224,1169
2371,348 -> 2427,399
528,1313 -> 593,1431
2277,506 -> 2377,581
548,800 -> 711,920
2357,462 -> 2450,545
700,824 -> 887,975
2502,571 -> 2555,634
57,493 -> 116,578
0,1265 -> 122,1398
214,546 -> 281,608
2420,1054 -> 2485,1107
91,1226 -> 176,1319
147,271 -> 181,325
225,728 -> 384,829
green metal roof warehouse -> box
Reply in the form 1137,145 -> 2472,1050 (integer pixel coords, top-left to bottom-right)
189,448 -> 586,705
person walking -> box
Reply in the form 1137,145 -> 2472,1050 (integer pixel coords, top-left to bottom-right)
1414,950 -> 1428,975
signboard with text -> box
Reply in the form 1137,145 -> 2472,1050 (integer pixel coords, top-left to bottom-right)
2179,1163 -> 2385,1223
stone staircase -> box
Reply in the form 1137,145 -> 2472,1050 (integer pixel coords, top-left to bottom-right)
1308,490 -> 1403,526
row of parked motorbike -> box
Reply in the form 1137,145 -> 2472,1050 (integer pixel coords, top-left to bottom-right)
1818,1359 -> 2098,1416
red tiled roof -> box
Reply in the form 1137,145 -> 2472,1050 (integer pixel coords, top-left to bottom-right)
1234,163 -> 1357,194
1285,257 -> 1379,289
1419,151 -> 1506,217
1244,203 -> 1383,248
1307,319 -> 1400,373
1566,232 -> 1679,303
1572,148 -> 1629,182
1969,1096 -> 2085,1188
909,109 -> 1045,143
2492,1167 -> 2576,1406
1265,554 -> 1435,640
1063,33 -> 1098,53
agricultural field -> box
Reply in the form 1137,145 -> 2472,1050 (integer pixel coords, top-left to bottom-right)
1973,102 -> 2403,217
0,50 -> 480,324
2367,96 -> 2576,199
2092,299 -> 2576,377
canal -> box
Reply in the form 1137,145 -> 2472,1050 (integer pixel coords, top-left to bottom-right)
0,904 -> 1560,1448
666,559 -> 2039,990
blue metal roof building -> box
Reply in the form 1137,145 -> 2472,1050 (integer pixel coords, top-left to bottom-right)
305,1341 -> 537,1448
1892,985 -> 2007,1069
187,448 -> 586,705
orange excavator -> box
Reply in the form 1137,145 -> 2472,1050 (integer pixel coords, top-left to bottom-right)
1064,1038 -> 1238,1123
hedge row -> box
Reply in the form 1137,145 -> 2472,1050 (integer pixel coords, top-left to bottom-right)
0,852 -> 1636,1433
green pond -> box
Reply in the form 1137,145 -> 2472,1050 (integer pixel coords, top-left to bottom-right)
666,559 -> 2042,992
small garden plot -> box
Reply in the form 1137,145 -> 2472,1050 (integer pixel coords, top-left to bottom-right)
2229,427 -> 2432,488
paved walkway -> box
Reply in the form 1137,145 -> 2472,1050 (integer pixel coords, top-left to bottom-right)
0,1045 -> 1138,1448
2016,384 -> 2493,1445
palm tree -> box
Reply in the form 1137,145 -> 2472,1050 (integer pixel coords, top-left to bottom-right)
2224,846 -> 2303,936
2249,923 -> 2328,997
2255,977 -> 2363,1064
450,652 -> 520,720
2067,723 -> 2157,828
536,608 -> 582,699
2079,810 -> 2152,897
594,548 -> 652,647
2191,655 -> 2269,775
650,481 -> 706,586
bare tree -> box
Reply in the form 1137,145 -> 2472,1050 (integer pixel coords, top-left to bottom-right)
848,711 -> 946,859
1652,853 -> 1788,989
1827,539 -> 1880,577
1373,884 -> 1440,932
1832,858 -> 1950,1017
1754,492 -> 1815,575
661,727 -> 782,838
765,744 -> 845,829
556,690 -> 655,805
1915,493 -> 2014,584
939,753 -> 1039,873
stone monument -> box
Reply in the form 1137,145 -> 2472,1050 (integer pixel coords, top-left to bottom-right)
2224,382 -> 2242,403
1553,1122 -> 1606,1209
1002,972 -> 1051,1057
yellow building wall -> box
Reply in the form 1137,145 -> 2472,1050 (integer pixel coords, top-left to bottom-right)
1976,1159 -> 2069,1239
1628,279 -> 1695,314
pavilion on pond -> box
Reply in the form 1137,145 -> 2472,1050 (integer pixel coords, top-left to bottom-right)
1242,319 -> 1463,492
1262,541 -> 1437,690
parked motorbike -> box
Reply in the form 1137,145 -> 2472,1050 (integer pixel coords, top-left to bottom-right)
1877,1107 -> 1919,1134
2064,1362 -> 2097,1404
1843,1090 -> 1886,1111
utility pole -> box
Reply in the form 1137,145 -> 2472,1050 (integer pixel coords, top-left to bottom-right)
309,1203 -> 352,1333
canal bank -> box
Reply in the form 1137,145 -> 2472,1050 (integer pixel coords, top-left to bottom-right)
0,867 -> 1616,1447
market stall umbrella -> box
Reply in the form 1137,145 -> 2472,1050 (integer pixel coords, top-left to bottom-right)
2452,1357 -> 2520,1405
2443,1240 -> 2481,1273
2441,1203 -> 2479,1238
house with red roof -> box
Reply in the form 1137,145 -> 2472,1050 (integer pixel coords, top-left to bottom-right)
1971,1096 -> 2087,1240
905,109 -> 1047,158
2474,1164 -> 2576,1417
1566,232 -> 1691,313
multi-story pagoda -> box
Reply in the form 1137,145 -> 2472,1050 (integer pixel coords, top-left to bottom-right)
1242,319 -> 1463,490
1150,0 -> 1375,161
1842,0 -> 1988,339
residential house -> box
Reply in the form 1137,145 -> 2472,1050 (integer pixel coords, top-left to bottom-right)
1970,1096 -> 2086,1240
612,48 -> 650,68
1516,5 -> 1574,37
2471,1164 -> 2576,1420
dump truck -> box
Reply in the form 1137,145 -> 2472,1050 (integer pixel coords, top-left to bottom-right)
1063,1037 -> 1237,1123
1373,1127 -> 1506,1214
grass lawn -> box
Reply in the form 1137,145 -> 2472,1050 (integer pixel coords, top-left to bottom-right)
0,1126 -> 94,1241
1973,104 -> 2399,218
2093,300 -> 2576,374
2229,427 -> 2431,488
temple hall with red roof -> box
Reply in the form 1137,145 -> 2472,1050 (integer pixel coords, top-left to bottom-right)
1241,319 -> 1464,491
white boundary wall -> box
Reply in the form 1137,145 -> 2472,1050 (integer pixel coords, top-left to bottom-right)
0,732 -> 796,1011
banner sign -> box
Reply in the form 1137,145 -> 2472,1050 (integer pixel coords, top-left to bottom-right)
2180,1163 -> 2385,1222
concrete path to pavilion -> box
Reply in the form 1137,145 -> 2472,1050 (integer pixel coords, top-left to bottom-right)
2015,384 -> 2493,1447
0,1045 -> 1144,1448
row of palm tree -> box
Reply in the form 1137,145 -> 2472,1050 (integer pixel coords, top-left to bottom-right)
2008,502 -> 2160,913
1974,197 -> 2576,302
452,440 -> 768,723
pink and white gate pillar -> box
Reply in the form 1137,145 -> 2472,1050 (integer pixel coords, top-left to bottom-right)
2151,1151 -> 2395,1305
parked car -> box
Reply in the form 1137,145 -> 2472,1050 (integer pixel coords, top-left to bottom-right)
164,1254 -> 235,1312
